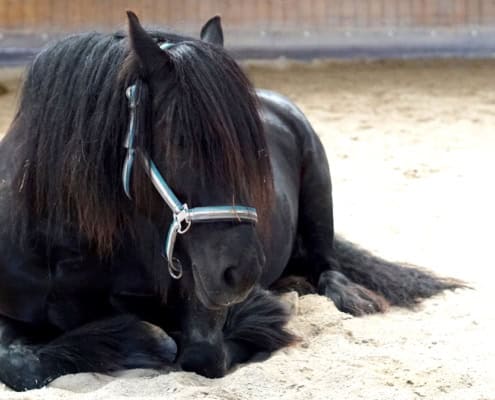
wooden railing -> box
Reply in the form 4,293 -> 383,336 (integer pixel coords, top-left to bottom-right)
0,0 -> 494,34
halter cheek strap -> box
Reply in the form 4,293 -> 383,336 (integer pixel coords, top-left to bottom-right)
122,50 -> 258,279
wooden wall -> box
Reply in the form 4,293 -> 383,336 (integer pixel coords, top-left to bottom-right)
1,0 -> 495,34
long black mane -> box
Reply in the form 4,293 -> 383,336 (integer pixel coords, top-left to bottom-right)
10,30 -> 273,255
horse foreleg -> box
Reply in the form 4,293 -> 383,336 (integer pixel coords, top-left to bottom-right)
177,290 -> 229,378
0,315 -> 176,391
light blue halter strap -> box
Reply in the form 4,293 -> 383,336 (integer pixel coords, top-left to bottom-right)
122,46 -> 258,279
122,85 -> 138,199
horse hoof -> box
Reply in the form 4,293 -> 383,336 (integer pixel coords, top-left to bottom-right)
318,270 -> 389,316
179,342 -> 227,378
0,345 -> 47,391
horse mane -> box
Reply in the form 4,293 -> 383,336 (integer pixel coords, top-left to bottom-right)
10,30 -> 273,255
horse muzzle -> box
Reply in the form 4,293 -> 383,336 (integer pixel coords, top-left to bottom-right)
191,261 -> 260,310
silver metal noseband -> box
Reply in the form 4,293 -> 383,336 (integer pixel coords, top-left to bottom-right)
122,51 -> 258,279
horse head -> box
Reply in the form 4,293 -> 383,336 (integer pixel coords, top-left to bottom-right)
123,12 -> 273,310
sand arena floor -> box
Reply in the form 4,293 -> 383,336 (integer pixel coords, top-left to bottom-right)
0,60 -> 494,400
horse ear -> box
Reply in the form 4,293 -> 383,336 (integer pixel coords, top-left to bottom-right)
200,16 -> 224,47
127,11 -> 170,75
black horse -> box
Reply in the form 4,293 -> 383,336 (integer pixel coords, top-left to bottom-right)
0,12 -> 462,391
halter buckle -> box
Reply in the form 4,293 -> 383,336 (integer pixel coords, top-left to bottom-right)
175,204 -> 192,234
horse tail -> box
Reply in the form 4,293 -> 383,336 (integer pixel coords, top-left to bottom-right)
332,235 -> 467,308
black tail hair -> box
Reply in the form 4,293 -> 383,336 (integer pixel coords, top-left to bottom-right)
333,235 -> 467,308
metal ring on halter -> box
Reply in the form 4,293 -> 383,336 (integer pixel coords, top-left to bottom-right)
168,257 -> 183,280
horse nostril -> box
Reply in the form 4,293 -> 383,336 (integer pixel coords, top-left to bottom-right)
223,265 -> 237,288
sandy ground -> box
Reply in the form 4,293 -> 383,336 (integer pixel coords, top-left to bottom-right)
0,60 -> 494,400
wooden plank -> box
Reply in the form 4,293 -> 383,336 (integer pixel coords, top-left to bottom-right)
411,0 -> 424,26
312,0 -> 327,27
0,0 -> 8,30
325,0 -> 340,28
466,0 -> 480,25
481,0 -> 495,24
296,0 -> 312,29
22,0 -> 36,31
354,0 -> 368,28
6,0 -> 24,30
368,0 -> 384,28
397,0 -> 412,26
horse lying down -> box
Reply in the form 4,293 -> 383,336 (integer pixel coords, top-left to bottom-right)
0,11 -> 464,391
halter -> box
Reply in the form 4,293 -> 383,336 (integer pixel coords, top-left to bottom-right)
122,43 -> 258,279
